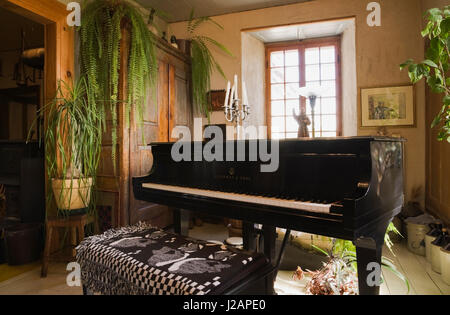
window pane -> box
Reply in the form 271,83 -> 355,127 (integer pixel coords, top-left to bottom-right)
285,50 -> 299,66
322,115 -> 337,131
321,80 -> 336,97
305,48 -> 319,64
320,46 -> 335,63
271,84 -> 285,99
321,63 -> 336,80
271,68 -> 284,83
322,131 -> 337,137
286,99 -> 299,116
305,65 -> 320,81
270,51 -> 284,67
322,98 -> 336,114
306,81 -> 320,87
285,67 -> 299,83
269,42 -> 340,140
313,115 -> 321,130
307,98 -> 321,114
286,83 -> 299,99
286,133 -> 298,139
271,117 -> 285,133
271,100 -> 285,116
286,116 -> 298,132
308,115 -> 321,131
272,132 -> 285,140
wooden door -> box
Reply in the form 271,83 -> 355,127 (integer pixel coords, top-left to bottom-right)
169,63 -> 192,141
128,60 -> 170,226
128,39 -> 192,228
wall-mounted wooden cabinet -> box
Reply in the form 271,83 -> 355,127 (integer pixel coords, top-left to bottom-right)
96,29 -> 192,230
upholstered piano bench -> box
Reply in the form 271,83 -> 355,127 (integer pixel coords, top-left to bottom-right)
76,223 -> 273,295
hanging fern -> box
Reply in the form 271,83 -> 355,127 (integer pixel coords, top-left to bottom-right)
187,9 -> 233,118
79,0 -> 158,168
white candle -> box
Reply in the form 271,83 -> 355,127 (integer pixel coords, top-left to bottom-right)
234,74 -> 238,100
230,84 -> 235,107
224,81 -> 231,107
242,81 -> 249,105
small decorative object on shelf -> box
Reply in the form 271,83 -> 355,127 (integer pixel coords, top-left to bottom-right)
170,36 -> 178,49
293,106 -> 311,138
297,86 -> 329,138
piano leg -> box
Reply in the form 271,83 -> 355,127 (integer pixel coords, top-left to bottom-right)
243,223 -> 277,295
355,240 -> 382,295
243,222 -> 258,252
262,225 -> 276,263
173,209 -> 190,236
262,226 -> 277,295
355,218 -> 391,295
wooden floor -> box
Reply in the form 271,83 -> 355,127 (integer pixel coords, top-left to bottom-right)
0,223 -> 448,295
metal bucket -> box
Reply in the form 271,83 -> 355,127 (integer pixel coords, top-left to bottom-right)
406,222 -> 429,256
440,245 -> 450,285
425,234 -> 436,262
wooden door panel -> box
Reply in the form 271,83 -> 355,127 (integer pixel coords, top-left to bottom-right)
129,60 -> 170,226
128,42 -> 192,227
169,64 -> 192,141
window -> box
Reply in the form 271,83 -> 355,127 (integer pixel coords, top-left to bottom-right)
266,37 -> 342,139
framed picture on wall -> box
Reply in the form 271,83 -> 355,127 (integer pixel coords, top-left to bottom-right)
208,90 -> 226,111
361,85 -> 415,127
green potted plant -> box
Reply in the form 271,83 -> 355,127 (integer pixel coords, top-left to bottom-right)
183,9 -> 233,118
401,6 -> 450,142
31,77 -> 103,215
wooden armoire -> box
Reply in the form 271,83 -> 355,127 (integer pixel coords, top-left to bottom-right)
96,27 -> 192,230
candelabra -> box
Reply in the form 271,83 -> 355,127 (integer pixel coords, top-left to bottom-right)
223,76 -> 250,130
224,98 -> 250,124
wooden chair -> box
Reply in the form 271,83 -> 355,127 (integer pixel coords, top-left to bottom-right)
41,214 -> 97,277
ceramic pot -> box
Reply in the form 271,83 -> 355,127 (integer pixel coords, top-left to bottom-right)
425,234 -> 436,262
406,222 -> 429,256
440,244 -> 450,285
430,242 -> 442,273
51,177 -> 93,210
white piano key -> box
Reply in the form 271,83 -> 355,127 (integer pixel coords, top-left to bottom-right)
141,183 -> 331,214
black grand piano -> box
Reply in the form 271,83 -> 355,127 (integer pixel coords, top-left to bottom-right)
133,137 -> 404,295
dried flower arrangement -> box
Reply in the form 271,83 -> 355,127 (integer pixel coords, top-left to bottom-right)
292,223 -> 409,295
293,260 -> 358,295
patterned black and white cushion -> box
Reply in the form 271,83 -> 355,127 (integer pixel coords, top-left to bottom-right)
76,223 -> 268,295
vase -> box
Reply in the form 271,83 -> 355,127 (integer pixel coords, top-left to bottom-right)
51,177 -> 93,211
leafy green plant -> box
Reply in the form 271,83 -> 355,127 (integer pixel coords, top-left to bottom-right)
401,6 -> 450,142
79,0 -> 158,166
29,77 -> 103,217
312,222 -> 410,293
186,9 -> 233,118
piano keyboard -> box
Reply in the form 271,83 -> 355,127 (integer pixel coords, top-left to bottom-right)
142,183 -> 331,214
